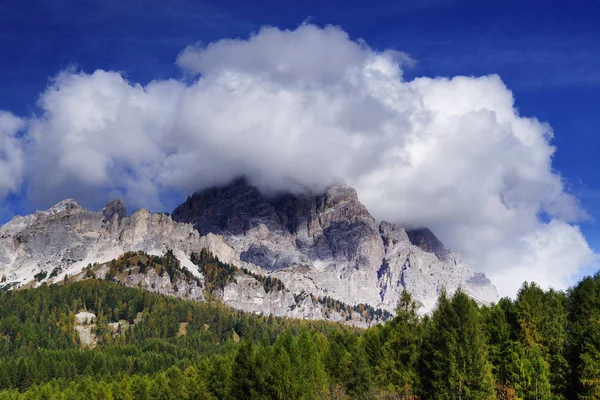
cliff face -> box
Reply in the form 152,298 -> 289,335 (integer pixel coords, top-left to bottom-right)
172,177 -> 382,272
0,178 -> 498,322
0,199 -> 202,285
173,178 -> 498,312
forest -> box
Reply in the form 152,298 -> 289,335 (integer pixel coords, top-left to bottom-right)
0,268 -> 598,399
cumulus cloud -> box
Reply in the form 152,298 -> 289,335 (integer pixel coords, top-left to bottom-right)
0,112 -> 25,198
3,23 -> 596,296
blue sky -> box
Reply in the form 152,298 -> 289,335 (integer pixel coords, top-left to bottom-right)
1,0 -> 599,291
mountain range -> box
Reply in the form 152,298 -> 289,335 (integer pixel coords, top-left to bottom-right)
0,177 -> 498,326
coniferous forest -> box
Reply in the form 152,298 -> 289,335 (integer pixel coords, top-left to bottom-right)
0,270 -> 598,399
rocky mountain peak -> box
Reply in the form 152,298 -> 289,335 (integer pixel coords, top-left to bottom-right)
99,199 -> 127,221
48,199 -> 84,214
379,221 -> 410,254
172,177 -> 280,236
406,227 -> 451,261
173,179 -> 380,275
172,179 -> 373,238
322,184 -> 358,207
171,179 -> 497,311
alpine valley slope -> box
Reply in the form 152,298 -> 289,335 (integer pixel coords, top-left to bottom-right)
0,178 -> 498,324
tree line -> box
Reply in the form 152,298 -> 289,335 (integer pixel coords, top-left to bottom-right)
0,269 -> 598,399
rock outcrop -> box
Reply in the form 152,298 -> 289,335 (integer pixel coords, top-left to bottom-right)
0,199 -> 203,286
100,198 -> 127,221
406,227 -> 451,261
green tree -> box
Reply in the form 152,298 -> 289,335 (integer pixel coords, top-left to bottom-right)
516,282 -> 565,399
484,298 -> 528,396
422,289 -> 495,399
377,290 -> 422,396
297,331 -> 329,399
567,272 -> 600,399
230,340 -> 260,400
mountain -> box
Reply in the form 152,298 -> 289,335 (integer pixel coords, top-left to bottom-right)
0,178 -> 497,324
0,195 -> 389,326
173,177 -> 498,312
0,198 -> 200,285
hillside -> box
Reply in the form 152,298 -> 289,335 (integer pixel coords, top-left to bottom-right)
52,249 -> 392,327
0,272 -> 598,398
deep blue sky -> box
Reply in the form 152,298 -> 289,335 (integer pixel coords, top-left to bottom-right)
1,0 -> 599,250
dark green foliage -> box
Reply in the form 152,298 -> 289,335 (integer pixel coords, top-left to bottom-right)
241,268 -> 286,292
83,264 -> 95,279
483,297 -> 527,396
33,271 -> 47,282
192,250 -> 287,297
1,267 -> 600,399
421,289 -> 496,399
191,249 -> 238,296
326,330 -> 373,397
312,294 -> 393,324
515,283 -> 567,399
137,260 -> 146,274
48,268 -> 61,279
568,272 -> 600,399
152,249 -> 182,283
372,290 -> 422,396
0,279 -> 359,398
102,250 -> 202,288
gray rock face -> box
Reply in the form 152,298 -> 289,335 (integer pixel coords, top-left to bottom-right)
406,227 -> 451,261
90,262 -> 205,302
173,179 -> 386,309
99,199 -> 127,221
377,221 -> 496,312
0,199 -> 203,285
173,178 -> 383,273
220,274 -> 366,325
173,179 -> 499,313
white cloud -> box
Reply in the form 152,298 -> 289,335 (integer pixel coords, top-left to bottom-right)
0,112 -> 25,198
3,23 -> 596,296
177,24 -> 415,87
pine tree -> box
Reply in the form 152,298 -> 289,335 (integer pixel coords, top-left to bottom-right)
516,282 -> 565,399
484,298 -> 528,396
567,272 -> 600,399
230,340 -> 259,399
422,289 -> 495,399
297,330 -> 329,399
578,341 -> 600,399
378,290 -> 422,396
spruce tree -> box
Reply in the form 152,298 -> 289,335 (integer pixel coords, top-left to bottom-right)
423,289 -> 495,399
516,282 -> 566,399
297,331 -> 329,399
378,289 -> 422,396
567,272 -> 600,399
484,298 -> 528,396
